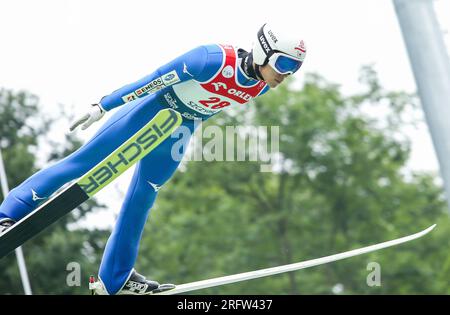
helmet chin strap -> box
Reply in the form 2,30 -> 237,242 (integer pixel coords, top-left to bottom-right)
254,64 -> 265,81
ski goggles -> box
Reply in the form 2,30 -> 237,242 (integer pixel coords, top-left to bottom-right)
268,52 -> 303,75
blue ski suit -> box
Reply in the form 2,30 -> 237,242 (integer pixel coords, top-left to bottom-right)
0,44 -> 269,294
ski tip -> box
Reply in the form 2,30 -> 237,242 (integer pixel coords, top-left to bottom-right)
420,224 -> 437,236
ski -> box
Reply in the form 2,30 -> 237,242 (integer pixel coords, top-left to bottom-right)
0,108 -> 182,259
154,224 -> 436,295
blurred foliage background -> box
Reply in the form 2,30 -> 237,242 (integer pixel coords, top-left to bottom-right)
0,68 -> 449,294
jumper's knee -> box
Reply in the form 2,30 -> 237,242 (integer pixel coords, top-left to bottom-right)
0,188 -> 37,221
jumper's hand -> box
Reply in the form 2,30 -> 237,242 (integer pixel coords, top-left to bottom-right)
69,104 -> 105,132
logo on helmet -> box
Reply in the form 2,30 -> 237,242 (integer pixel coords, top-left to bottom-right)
294,40 -> 306,59
268,30 -> 278,43
295,40 -> 306,53
259,35 -> 271,54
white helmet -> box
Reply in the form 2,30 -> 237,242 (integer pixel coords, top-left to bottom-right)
252,23 -> 307,75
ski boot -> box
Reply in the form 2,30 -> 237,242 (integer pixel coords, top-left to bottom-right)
0,218 -> 15,234
89,269 -> 176,295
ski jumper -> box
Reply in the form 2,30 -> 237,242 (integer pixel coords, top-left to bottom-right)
0,44 -> 269,294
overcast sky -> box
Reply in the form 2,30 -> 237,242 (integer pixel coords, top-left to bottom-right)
1,0 -> 449,228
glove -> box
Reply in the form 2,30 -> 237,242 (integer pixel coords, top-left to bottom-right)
69,103 -> 106,132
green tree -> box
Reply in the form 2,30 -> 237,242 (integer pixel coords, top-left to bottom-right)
135,69 -> 449,294
2,65 -> 449,295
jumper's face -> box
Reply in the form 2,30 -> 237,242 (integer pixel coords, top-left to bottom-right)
259,64 -> 289,88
